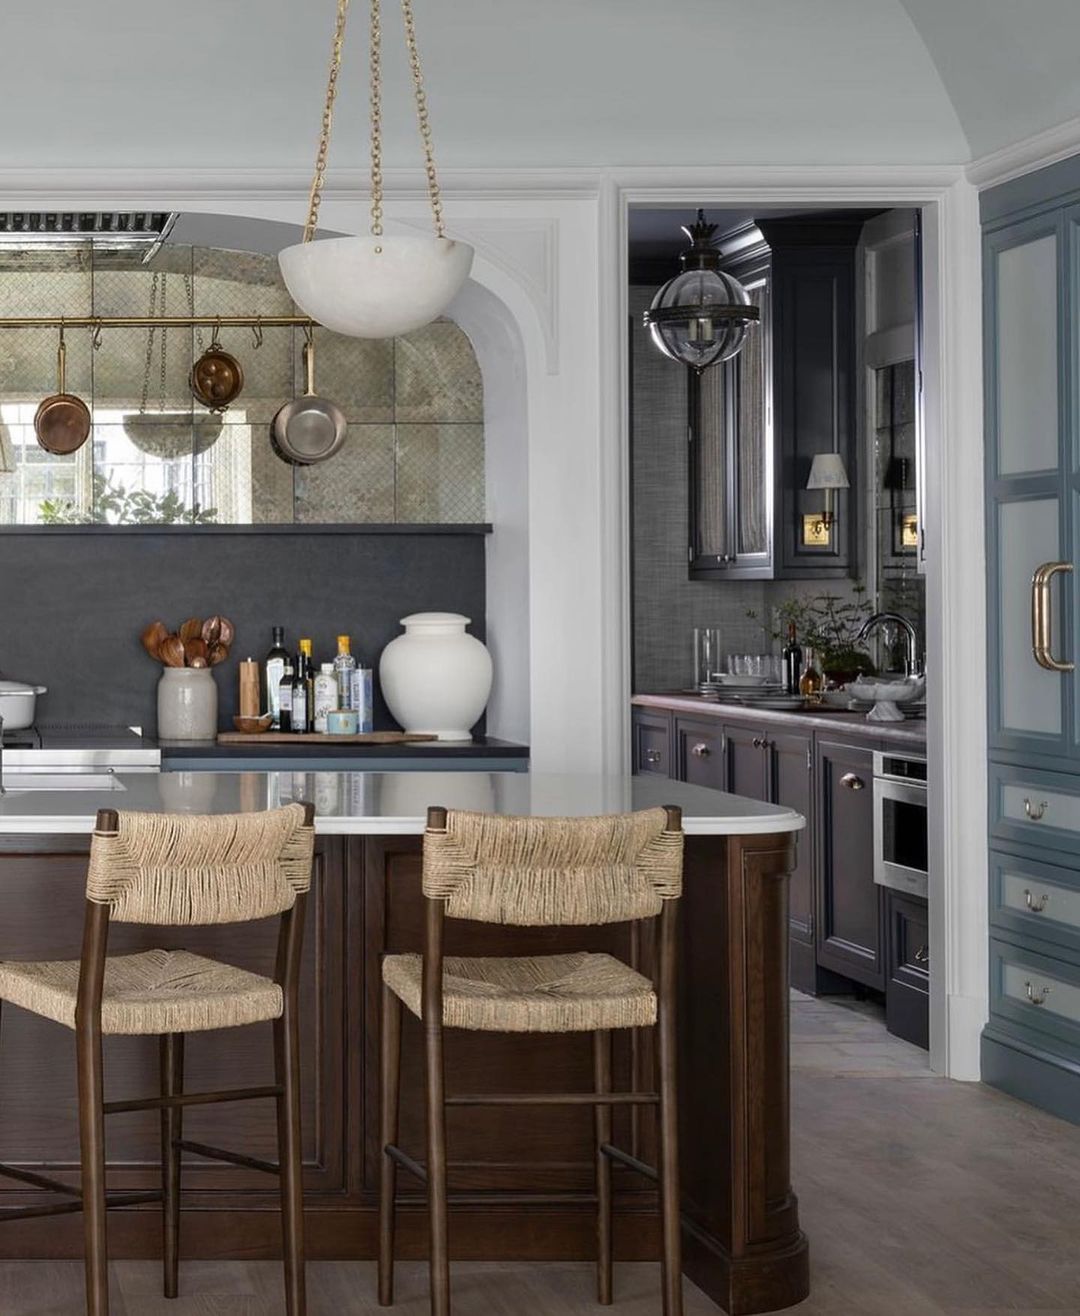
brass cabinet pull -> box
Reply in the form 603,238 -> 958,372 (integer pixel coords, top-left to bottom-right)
691,742 -> 711,758
1024,797 -> 1048,822
913,945 -> 930,965
1024,980 -> 1052,1007
840,772 -> 865,791
644,749 -> 662,766
1024,888 -> 1050,913
1031,561 -> 1075,672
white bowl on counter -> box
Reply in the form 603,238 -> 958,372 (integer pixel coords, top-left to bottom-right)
0,678 -> 47,731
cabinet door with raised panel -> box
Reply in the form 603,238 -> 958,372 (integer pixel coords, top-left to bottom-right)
816,739 -> 883,989
674,716 -> 726,791
631,708 -> 672,777
985,212 -> 1072,761
768,731 -> 815,992
723,722 -> 768,801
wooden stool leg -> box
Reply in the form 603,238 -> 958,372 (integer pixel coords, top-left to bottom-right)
275,1005 -> 307,1316
161,1032 -> 185,1299
378,984 -> 403,1306
76,1017 -> 109,1316
594,1029 -> 613,1305
425,1013 -> 450,1316
657,1005 -> 682,1316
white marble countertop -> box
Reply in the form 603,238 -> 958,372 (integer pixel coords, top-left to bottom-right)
0,771 -> 804,837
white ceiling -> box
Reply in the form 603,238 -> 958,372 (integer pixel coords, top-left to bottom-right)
0,1 -> 1076,171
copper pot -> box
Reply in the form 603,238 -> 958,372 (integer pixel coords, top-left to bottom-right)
190,338 -> 244,413
34,334 -> 91,456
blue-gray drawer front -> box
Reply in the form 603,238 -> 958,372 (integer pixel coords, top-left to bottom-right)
990,935 -> 1080,1060
991,848 -> 1080,956
990,762 -> 1080,858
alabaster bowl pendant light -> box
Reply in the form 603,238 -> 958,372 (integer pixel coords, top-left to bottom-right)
279,0 -> 474,339
644,210 -> 758,372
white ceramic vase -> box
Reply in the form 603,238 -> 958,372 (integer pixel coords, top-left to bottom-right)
157,667 -> 218,742
379,612 -> 492,742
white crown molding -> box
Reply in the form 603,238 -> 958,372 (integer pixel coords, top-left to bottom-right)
967,115 -> 1080,190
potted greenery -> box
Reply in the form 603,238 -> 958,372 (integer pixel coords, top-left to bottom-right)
753,586 -> 877,686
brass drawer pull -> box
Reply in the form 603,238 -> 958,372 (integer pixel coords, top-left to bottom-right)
691,742 -> 711,759
840,772 -> 865,791
1031,561 -> 1075,672
1024,888 -> 1050,913
1024,980 -> 1052,1007
913,945 -> 929,965
644,749 -> 662,766
1024,798 -> 1048,822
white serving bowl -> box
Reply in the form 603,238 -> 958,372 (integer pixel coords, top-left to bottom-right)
0,678 -> 47,731
716,673 -> 772,688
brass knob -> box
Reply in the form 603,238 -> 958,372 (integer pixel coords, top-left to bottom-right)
1024,798 -> 1048,822
1024,888 -> 1050,913
914,945 -> 929,965
644,749 -> 662,766
753,736 -> 767,749
1025,980 -> 1052,1007
691,742 -> 710,758
840,772 -> 865,791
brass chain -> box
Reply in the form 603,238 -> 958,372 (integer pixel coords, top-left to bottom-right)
400,0 -> 446,238
159,274 -> 168,413
304,0 -> 352,243
139,272 -> 159,415
369,0 -> 383,240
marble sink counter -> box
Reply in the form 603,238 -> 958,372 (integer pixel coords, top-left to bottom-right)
0,770 -> 804,837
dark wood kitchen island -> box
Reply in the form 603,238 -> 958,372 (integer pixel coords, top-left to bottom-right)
0,771 -> 807,1314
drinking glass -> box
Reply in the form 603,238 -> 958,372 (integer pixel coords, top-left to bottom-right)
693,628 -> 723,687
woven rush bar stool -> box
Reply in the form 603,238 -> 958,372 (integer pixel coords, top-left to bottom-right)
0,802 -> 315,1316
378,804 -> 685,1316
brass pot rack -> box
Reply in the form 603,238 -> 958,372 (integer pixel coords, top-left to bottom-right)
0,315 -> 318,330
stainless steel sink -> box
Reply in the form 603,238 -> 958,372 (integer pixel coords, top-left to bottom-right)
0,772 -> 127,793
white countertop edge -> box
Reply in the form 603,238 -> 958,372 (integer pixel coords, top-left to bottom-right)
0,813 -> 805,837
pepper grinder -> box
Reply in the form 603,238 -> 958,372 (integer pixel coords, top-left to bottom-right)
238,658 -> 261,719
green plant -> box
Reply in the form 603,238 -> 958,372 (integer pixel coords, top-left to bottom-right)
39,473 -> 217,526
751,585 -> 876,675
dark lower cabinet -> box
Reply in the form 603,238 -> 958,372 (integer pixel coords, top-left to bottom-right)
815,738 -> 884,990
723,722 -> 770,800
673,715 -> 726,790
886,890 -> 930,1048
769,732 -> 815,993
631,707 -> 671,776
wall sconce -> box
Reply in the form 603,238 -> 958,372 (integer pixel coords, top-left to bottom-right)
804,452 -> 849,543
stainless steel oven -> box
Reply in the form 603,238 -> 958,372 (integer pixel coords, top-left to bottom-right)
873,751 -> 928,898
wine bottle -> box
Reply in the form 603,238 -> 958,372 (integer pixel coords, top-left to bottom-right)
278,658 -> 294,734
299,638 -> 315,721
291,651 -> 309,734
782,623 -> 803,696
266,626 -> 289,729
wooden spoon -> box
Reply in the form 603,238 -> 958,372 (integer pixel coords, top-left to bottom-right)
201,615 -> 221,646
179,617 -> 203,645
189,656 -> 209,669
159,634 -> 186,668
184,636 -> 209,666
208,641 -> 229,666
217,616 -> 235,648
141,620 -> 168,661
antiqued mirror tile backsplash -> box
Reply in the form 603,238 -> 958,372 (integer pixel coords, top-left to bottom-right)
0,246 -> 485,526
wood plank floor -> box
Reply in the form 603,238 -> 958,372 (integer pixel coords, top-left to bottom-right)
4,994 -> 1080,1313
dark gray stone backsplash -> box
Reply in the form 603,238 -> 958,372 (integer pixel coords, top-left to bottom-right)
0,529 -> 486,734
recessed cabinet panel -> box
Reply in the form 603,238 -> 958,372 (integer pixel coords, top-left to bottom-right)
995,497 -> 1064,741
996,233 -> 1059,476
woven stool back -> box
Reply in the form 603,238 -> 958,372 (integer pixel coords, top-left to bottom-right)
422,807 -> 683,927
86,804 -> 316,926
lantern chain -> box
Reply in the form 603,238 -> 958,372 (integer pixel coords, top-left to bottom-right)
304,0 -> 351,243
401,0 -> 445,238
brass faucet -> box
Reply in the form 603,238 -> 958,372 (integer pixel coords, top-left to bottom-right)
857,613 -> 923,678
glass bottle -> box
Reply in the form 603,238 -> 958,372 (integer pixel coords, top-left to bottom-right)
782,623 -> 803,696
278,659 -> 294,734
265,626 -> 289,729
333,635 -> 358,710
798,649 -> 823,699
291,651 -> 309,733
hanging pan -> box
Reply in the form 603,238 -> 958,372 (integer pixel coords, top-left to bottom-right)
34,328 -> 91,455
190,324 -> 244,414
270,331 -> 346,465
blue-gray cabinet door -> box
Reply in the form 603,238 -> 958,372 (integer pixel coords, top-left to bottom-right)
985,211 -> 1074,763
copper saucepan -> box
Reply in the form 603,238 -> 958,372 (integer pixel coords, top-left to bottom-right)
190,332 -> 244,414
34,330 -> 91,455
270,334 -> 346,465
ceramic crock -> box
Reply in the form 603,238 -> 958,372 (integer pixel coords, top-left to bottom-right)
157,667 -> 218,742
379,612 -> 492,742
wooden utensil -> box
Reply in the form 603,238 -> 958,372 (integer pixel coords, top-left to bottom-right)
238,660 -> 261,719
158,634 -> 186,668
201,615 -> 235,649
208,641 -> 229,666
179,617 -> 204,644
184,636 -> 209,666
141,620 -> 168,661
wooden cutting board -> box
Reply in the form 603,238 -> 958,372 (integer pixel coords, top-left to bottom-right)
216,731 -> 439,745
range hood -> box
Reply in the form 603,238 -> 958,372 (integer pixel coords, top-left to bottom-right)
0,212 -> 177,262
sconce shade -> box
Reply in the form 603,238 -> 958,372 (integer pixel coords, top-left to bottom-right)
806,452 -> 850,491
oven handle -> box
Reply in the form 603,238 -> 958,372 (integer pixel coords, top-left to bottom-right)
874,777 -> 927,808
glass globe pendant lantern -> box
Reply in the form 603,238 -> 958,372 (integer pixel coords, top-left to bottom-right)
279,0 -> 474,339
644,210 -> 759,372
